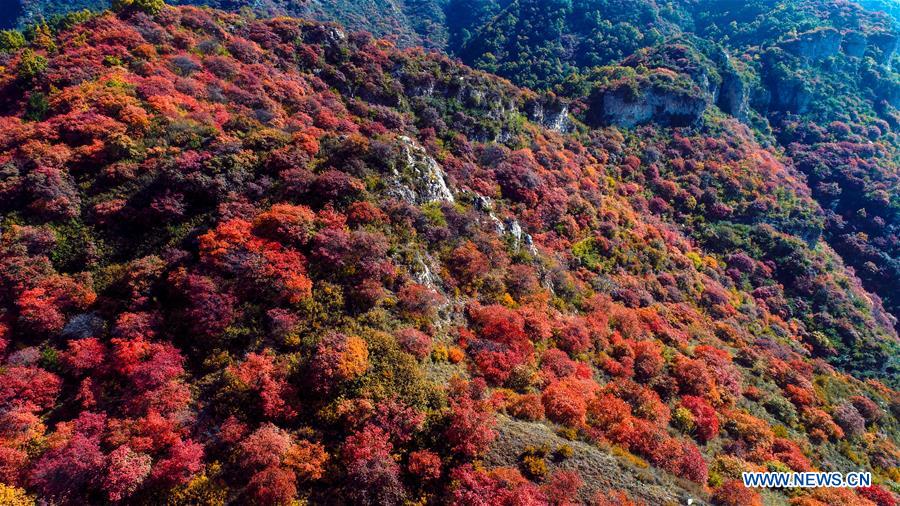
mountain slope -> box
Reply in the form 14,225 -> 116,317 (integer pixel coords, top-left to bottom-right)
4,0 -> 449,48
10,0 -> 900,335
0,4 -> 898,505
435,0 -> 900,335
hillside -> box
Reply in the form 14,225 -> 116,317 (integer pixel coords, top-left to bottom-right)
3,0 -> 449,48
449,0 -> 900,336
7,1 -> 900,336
0,3 -> 898,505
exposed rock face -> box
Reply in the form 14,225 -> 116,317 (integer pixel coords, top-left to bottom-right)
62,313 -> 106,340
389,136 -> 455,204
868,31 -> 899,65
781,27 -> 842,60
587,79 -> 708,128
527,98 -> 573,133
717,68 -> 749,119
472,193 -> 538,254
620,43 -> 750,122
760,51 -> 814,114
412,250 -> 443,290
706,47 -> 750,120
842,30 -> 868,57
768,75 -> 813,114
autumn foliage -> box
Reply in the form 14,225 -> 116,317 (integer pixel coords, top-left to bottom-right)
0,3 -> 896,505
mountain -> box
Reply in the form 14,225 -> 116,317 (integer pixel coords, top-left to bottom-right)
448,0 -> 900,335
8,0 -> 900,336
3,0 -> 450,47
0,2 -> 898,505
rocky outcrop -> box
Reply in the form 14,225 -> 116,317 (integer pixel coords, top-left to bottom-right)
586,74 -> 709,128
527,98 -> 573,133
781,27 -> 842,60
768,74 -> 813,114
621,42 -> 749,122
717,69 -> 749,119
868,31 -> 899,65
472,194 -> 538,254
62,313 -> 106,340
774,26 -> 895,65
842,30 -> 868,58
705,46 -> 750,119
412,250 -> 443,290
760,50 -> 814,114
389,136 -> 455,205
867,70 -> 900,108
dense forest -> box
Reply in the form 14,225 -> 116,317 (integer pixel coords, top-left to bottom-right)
0,0 -> 898,505
7,0 -> 900,334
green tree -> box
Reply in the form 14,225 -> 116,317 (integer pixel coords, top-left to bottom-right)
0,30 -> 26,53
112,0 -> 166,15
17,50 -> 47,82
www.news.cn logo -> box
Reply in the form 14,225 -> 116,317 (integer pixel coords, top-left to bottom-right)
741,471 -> 872,488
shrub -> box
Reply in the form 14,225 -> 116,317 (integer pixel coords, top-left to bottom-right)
444,396 -> 497,458
283,441 -> 328,482
507,393 -> 545,421
681,396 -> 719,443
556,317 -> 592,355
447,242 -> 490,292
592,490 -> 639,506
726,412 -> 775,453
245,465 -> 296,506
395,328 -> 432,359
849,396 -> 882,425
540,348 -> 580,382
309,333 -> 369,392
587,393 -> 632,431
672,355 -> 715,398
103,446 -> 152,502
253,204 -> 316,246
520,454 -> 548,479
672,406 -> 696,434
832,402 -> 866,437
764,395 -> 799,425
398,284 -> 443,319
542,377 -> 598,427
542,470 -> 582,505
342,425 -> 405,505
857,485 -> 896,506
0,31 -> 26,53
554,445 -> 574,460
632,340 -> 664,381
17,50 -> 47,82
448,346 -> 466,363
712,480 -> 762,506
0,484 -> 34,506
407,450 -> 441,481
239,424 -> 291,471
801,407 -> 844,442
772,438 -> 811,472
449,465 -> 546,505
676,442 -> 709,484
